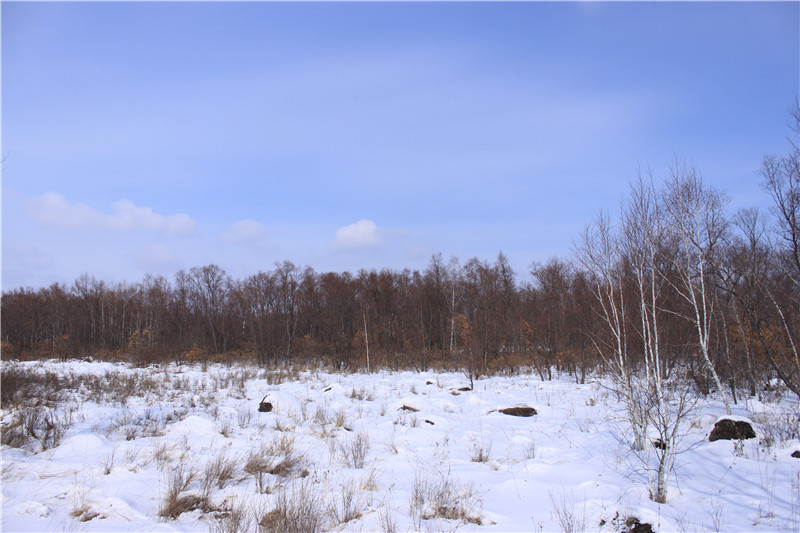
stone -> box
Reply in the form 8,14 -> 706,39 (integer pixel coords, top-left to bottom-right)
499,407 -> 537,417
629,521 -> 654,533
708,419 -> 756,442
791,450 -> 800,459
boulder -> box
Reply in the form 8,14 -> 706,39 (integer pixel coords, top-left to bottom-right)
651,439 -> 667,450
628,521 -> 654,533
708,419 -> 756,442
499,407 -> 537,417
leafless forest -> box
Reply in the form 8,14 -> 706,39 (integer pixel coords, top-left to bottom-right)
3,110 -> 800,405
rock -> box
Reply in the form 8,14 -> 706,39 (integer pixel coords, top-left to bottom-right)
708,419 -> 756,442
258,401 -> 273,413
792,450 -> 800,459
629,522 -> 654,533
499,407 -> 537,417
651,439 -> 667,450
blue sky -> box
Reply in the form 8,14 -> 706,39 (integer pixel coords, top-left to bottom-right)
2,1 -> 798,289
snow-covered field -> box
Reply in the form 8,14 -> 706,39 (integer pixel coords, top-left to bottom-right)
1,360 -> 798,533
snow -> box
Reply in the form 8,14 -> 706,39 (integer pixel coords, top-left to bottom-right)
2,360 -> 798,532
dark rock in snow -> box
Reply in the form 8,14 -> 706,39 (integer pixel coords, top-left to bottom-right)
499,407 -> 537,417
628,521 -> 654,533
708,419 -> 756,441
792,450 -> 800,459
258,401 -> 273,413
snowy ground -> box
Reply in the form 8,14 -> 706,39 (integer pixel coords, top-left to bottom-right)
1,360 -> 799,533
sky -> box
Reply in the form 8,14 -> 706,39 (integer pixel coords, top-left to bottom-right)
2,1 -> 798,290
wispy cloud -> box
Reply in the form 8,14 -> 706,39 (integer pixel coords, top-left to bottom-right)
29,192 -> 195,236
333,219 -> 384,250
222,219 -> 267,244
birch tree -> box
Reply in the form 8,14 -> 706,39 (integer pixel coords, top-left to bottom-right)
663,162 -> 732,414
623,174 -> 694,503
577,211 -> 647,451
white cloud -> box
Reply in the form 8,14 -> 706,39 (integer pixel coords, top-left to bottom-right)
222,219 -> 266,244
333,219 -> 384,250
29,192 -> 195,236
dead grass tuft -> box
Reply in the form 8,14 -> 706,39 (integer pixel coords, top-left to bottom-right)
337,431 -> 371,469
209,501 -> 251,533
256,482 -> 323,533
410,469 -> 483,527
203,451 -> 239,493
159,464 -> 209,520
244,435 -> 306,493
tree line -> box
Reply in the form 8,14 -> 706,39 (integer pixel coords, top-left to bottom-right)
3,111 -> 799,402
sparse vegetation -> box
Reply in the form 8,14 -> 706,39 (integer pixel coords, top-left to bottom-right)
1,359 -> 798,532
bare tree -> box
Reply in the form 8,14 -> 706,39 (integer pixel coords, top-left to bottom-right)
757,102 -> 800,397
577,211 -> 647,451
663,161 -> 732,414
623,174 -> 695,503
187,264 -> 229,354
274,261 -> 301,361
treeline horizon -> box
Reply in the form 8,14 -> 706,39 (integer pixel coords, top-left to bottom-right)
3,111 -> 799,402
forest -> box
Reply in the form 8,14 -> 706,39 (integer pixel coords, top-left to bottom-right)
3,114 -> 800,405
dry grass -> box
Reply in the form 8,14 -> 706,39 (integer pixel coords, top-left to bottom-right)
209,502 -> 251,533
470,441 -> 491,463
755,408 -> 800,449
337,431 -> 371,469
410,469 -> 483,527
548,490 -> 586,533
379,502 -> 398,533
328,482 -> 367,526
203,451 -> 239,493
244,435 -> 306,493
0,406 -> 68,450
159,464 -> 209,520
70,502 -> 101,522
256,482 -> 323,533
